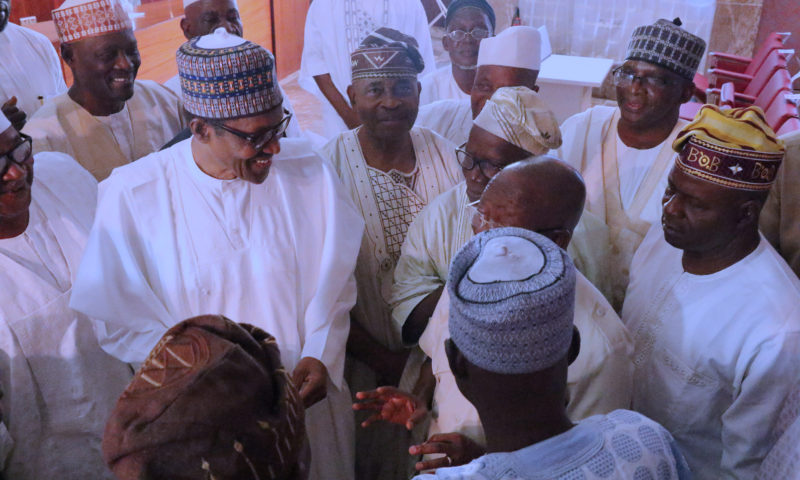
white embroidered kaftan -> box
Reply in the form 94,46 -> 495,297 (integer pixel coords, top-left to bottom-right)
69,137 -> 365,480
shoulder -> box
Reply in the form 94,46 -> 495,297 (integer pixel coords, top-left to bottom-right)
33,151 -> 97,200
408,182 -> 465,238
27,91 -> 70,123
274,138 -> 340,186
588,410 -> 679,448
413,125 -> 458,150
562,105 -> 616,130
102,143 -> 177,195
574,271 -> 632,353
133,80 -> 181,106
7,23 -> 50,45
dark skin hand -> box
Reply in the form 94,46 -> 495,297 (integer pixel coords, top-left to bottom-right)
314,74 -> 361,129
353,386 -> 428,430
291,356 -> 328,408
1,97 -> 26,132
409,432 -> 486,471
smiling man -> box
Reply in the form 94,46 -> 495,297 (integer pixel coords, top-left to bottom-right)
24,0 -> 184,180
419,0 -> 495,106
69,29 -> 364,480
556,18 -> 705,311
623,105 -> 800,479
319,27 -> 461,480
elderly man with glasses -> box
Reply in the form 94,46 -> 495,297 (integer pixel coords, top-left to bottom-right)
419,0 -> 495,106
555,18 -> 706,311
70,29 -> 364,480
0,110 -> 131,479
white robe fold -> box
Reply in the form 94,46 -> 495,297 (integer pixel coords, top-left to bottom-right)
69,137 -> 365,480
299,0 -> 436,138
0,23 -> 67,117
623,226 -> 800,480
0,152 -> 131,479
419,64 -> 469,106
415,98 -> 473,146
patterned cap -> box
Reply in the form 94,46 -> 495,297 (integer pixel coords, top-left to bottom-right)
103,315 -> 307,480
473,86 -> 561,155
52,0 -> 132,44
672,105 -> 785,191
177,28 -> 282,119
448,227 -> 576,374
626,18 -> 706,80
183,0 -> 238,7
446,0 -> 495,31
351,27 -> 425,81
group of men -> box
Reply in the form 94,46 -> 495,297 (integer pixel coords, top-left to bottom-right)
0,0 -> 798,479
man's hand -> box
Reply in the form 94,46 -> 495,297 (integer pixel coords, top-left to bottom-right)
1,97 -> 26,132
291,357 -> 328,408
409,433 -> 486,471
353,386 -> 428,430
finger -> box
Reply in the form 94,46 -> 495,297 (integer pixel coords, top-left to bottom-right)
352,400 -> 384,411
291,366 -> 307,387
374,385 -> 400,395
406,407 -> 428,430
414,456 -> 451,471
409,441 -> 449,456
354,389 -> 384,400
360,413 -> 383,428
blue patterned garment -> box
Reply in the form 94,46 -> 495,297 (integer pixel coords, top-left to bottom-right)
412,410 -> 691,480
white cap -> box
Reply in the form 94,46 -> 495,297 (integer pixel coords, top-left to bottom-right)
467,236 -> 545,283
195,26 -> 247,48
477,26 -> 542,71
0,111 -> 11,134
183,0 -> 238,9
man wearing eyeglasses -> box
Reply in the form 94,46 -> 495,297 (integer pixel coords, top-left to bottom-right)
419,0 -> 495,106
0,111 -> 131,479
23,0 -> 184,181
555,18 -> 706,312
70,29 -> 364,480
319,27 -> 461,480
416,25 -> 543,146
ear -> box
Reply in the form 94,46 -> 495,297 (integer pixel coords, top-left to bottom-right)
567,326 -> 581,365
189,117 -> 213,144
550,230 -> 572,250
346,85 -> 356,108
442,34 -> 453,52
179,17 -> 193,40
417,80 -> 422,96
737,199 -> 763,229
679,78 -> 695,104
60,43 -> 74,65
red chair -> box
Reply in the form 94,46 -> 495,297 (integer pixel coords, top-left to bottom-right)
707,32 -> 789,75
718,82 -> 736,109
777,116 -> 800,136
709,49 -> 790,94
711,69 -> 792,109
765,98 -> 799,133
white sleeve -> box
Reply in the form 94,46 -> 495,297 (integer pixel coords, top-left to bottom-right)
299,0 -> 332,89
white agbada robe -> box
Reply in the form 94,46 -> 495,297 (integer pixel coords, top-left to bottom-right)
321,126 -> 461,480
299,0 -> 436,138
556,105 -> 687,311
0,23 -> 67,117
419,64 -> 470,106
419,269 -> 633,446
0,152 -> 131,479
69,137 -> 365,480
415,98 -> 472,146
623,226 -> 800,480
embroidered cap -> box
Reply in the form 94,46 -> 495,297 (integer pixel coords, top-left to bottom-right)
672,105 -> 785,191
477,26 -> 542,71
448,227 -> 576,374
446,0 -> 495,31
52,0 -> 133,44
351,27 -> 425,81
183,0 -> 238,8
103,315 -> 307,479
473,86 -> 562,155
626,18 -> 706,80
177,27 -> 282,119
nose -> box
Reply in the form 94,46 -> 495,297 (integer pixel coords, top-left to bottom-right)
382,92 -> 401,109
114,51 -> 132,70
662,191 -> 682,218
3,162 -> 26,182
466,162 -> 488,186
262,136 -> 281,155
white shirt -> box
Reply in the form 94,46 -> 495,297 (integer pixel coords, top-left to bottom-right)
623,226 -> 800,479
420,64 -> 470,106
416,98 -> 473,146
615,134 -> 666,211
0,23 -> 66,116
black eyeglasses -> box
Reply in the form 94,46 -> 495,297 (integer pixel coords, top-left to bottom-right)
445,27 -> 491,42
0,133 -> 32,176
455,143 -> 505,178
612,67 -> 675,90
212,109 -> 292,151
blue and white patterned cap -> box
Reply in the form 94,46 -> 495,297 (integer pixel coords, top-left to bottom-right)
448,227 -> 576,374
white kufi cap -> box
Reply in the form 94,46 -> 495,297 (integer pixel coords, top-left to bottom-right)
477,25 -> 542,70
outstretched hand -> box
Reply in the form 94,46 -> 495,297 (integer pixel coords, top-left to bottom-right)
409,433 -> 486,471
352,386 -> 428,430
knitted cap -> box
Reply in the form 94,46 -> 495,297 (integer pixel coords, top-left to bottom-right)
448,227 -> 576,374
626,18 -> 706,80
351,27 -> 425,81
177,28 -> 282,119
477,26 -> 542,71
672,104 -> 784,191
103,315 -> 307,480
473,86 -> 562,155
52,0 -> 132,44
446,0 -> 495,31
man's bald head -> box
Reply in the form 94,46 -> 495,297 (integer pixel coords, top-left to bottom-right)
181,0 -> 242,40
476,156 -> 585,248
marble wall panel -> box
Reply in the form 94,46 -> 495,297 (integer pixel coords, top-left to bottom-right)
708,1 -> 765,60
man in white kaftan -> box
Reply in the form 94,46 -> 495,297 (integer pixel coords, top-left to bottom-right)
0,114 -> 131,479
416,25 -> 543,146
70,30 -> 364,480
555,18 -> 705,311
299,0 -> 435,138
24,0 -> 184,180
623,105 -> 800,479
320,29 -> 461,480
0,20 -> 66,117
